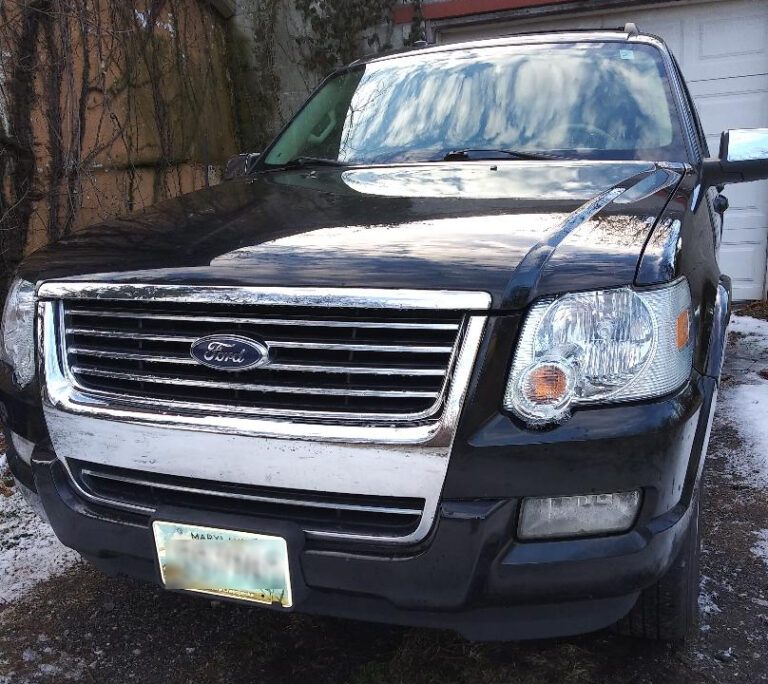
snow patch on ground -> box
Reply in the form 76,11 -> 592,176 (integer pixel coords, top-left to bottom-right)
0,454 -> 79,604
698,592 -> 721,616
752,529 -> 768,569
719,315 -> 768,487
730,313 -> 768,342
721,382 -> 768,485
698,575 -> 722,617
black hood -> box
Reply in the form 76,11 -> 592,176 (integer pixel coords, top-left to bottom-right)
21,161 -> 686,309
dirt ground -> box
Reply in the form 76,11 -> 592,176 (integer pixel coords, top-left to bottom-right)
736,300 -> 768,322
1,332 -> 768,683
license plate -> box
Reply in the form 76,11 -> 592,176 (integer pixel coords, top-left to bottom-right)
152,521 -> 292,607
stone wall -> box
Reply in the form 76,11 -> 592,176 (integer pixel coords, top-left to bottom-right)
225,0 -> 404,152
226,0 -> 319,151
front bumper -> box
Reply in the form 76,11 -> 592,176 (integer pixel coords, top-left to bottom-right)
26,454 -> 696,641
4,347 -> 717,641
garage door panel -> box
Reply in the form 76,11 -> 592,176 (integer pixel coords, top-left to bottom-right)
722,219 -> 768,241
689,75 -> 768,134
689,7 -> 768,81
717,183 -> 768,217
719,246 -> 765,295
697,14 -> 766,61
719,244 -> 766,300
694,88 -> 768,132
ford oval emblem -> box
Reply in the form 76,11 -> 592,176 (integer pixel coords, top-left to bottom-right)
190,334 -> 271,372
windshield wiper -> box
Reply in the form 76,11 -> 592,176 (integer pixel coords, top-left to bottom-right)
442,148 -> 569,161
283,156 -> 347,168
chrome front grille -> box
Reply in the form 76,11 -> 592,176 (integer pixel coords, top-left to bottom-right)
40,284 -> 491,545
67,459 -> 425,541
59,298 -> 466,421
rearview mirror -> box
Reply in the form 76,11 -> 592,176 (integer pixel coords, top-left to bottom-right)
224,152 -> 260,181
703,128 -> 768,187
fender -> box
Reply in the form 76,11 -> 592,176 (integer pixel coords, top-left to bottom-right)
704,275 -> 732,381
679,275 -> 731,505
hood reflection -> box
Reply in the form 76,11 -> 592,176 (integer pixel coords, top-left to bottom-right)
339,162 -> 655,200
210,213 -> 565,268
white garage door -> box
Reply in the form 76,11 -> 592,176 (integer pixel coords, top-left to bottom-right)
437,0 -> 768,300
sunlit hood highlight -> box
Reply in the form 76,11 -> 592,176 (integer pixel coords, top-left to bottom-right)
209,214 -> 565,266
338,161 -> 655,199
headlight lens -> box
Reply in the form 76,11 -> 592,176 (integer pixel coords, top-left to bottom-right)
1,277 -> 36,387
504,279 -> 692,425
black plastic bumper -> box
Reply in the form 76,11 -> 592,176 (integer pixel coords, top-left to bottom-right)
18,450 -> 700,641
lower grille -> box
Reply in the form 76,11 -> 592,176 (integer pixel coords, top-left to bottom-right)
68,460 -> 425,540
59,299 -> 465,422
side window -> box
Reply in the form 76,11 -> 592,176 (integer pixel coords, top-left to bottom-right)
669,55 -> 721,251
685,86 -> 710,158
670,55 -> 709,158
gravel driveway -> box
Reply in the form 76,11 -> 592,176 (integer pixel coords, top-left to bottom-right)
2,316 -> 768,684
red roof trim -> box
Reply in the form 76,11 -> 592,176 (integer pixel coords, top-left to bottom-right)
394,0 -> 570,24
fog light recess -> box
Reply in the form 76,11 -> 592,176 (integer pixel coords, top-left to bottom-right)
518,491 -> 641,540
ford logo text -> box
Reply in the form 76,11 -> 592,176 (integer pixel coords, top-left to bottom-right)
190,335 -> 271,371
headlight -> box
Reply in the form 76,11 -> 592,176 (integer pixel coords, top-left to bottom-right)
1,277 -> 37,387
504,278 -> 692,425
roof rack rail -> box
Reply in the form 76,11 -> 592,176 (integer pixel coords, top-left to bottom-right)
346,27 -> 648,68
347,39 -> 432,68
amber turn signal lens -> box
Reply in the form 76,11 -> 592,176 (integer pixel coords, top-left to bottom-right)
676,309 -> 690,350
522,363 -> 568,403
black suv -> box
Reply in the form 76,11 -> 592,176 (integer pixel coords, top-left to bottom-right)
3,28 -> 768,641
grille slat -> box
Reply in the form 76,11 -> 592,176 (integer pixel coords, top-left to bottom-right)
61,299 -> 464,420
69,460 -> 425,539
69,309 -> 460,331
71,366 -> 442,399
70,348 -> 198,365
68,347 -> 446,375
67,328 -> 197,342
66,328 -> 454,353
80,468 -> 422,516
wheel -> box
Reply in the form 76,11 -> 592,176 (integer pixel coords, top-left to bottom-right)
612,495 -> 700,641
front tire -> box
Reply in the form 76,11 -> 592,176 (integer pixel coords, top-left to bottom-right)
613,496 -> 700,641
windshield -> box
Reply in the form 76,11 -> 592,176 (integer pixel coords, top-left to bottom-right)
263,42 -> 687,166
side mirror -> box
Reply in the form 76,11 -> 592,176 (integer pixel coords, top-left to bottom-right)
703,129 -> 768,187
224,152 -> 260,181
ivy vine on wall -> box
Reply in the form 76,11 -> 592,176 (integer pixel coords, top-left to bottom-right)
293,0 -> 397,74
227,0 -> 282,151
404,0 -> 426,45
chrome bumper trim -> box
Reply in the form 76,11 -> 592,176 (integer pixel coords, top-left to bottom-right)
37,281 -> 492,311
